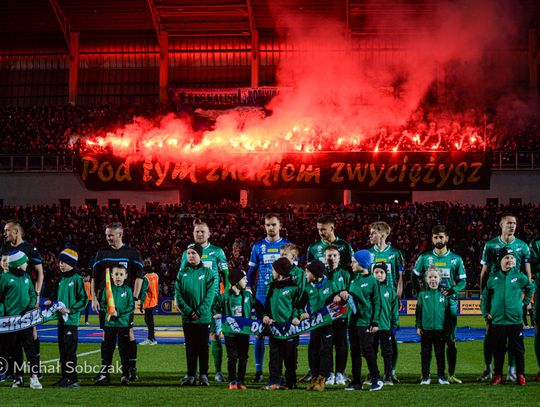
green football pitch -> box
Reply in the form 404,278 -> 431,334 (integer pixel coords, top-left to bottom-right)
3,316 -> 539,406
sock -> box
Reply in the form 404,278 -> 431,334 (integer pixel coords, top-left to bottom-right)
34,338 -> 41,374
446,344 -> 457,376
483,335 -> 492,366
129,340 -> 137,371
508,350 -> 515,369
211,337 -> 223,373
254,337 -> 265,373
535,332 -> 540,370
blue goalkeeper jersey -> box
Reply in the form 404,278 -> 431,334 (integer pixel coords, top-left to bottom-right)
247,237 -> 291,300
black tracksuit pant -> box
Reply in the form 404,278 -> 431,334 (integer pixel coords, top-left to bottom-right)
269,336 -> 299,387
183,323 -> 209,377
349,326 -> 380,385
101,327 -> 131,377
144,307 -> 156,341
330,318 -> 348,375
492,324 -> 525,376
224,334 -> 249,383
8,328 -> 39,378
58,324 -> 79,382
421,329 -> 445,379
373,329 -> 393,379
309,325 -> 333,379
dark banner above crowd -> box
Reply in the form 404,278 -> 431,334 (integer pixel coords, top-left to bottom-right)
172,87 -> 286,107
75,152 -> 492,191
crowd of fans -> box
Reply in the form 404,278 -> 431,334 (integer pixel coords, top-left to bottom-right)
1,104 -> 540,155
1,200 -> 538,299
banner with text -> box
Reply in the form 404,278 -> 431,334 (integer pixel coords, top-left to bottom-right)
0,303 -> 66,333
76,152 -> 491,191
221,302 -> 347,340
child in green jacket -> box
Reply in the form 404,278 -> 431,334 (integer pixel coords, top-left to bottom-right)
481,247 -> 535,386
212,268 -> 263,390
95,264 -> 135,386
46,248 -> 87,388
416,267 -> 456,385
324,245 -> 350,386
175,243 -> 217,386
302,260 -> 337,392
0,250 -> 40,389
346,250 -> 383,391
372,262 -> 399,385
263,257 -> 303,390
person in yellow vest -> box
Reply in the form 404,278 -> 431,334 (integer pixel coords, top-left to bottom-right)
140,258 -> 159,346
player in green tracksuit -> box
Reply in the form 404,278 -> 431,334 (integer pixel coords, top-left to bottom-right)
47,248 -> 88,388
300,260 -> 338,392
346,250 -> 383,391
307,215 -> 353,271
175,243 -> 218,386
530,237 -> 540,381
478,214 -> 531,382
96,264 -> 135,386
416,267 -> 457,385
481,247 -> 535,385
212,269 -> 263,389
262,257 -> 304,390
323,245 -> 351,385
180,220 -> 229,382
412,225 -> 466,383
372,262 -> 399,385
0,250 -> 40,389
368,221 -> 405,382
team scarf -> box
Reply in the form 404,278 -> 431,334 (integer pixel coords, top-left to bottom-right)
0,302 -> 67,333
105,268 -> 116,321
220,302 -> 348,340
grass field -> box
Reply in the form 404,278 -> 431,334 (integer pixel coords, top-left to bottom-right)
3,316 -> 539,406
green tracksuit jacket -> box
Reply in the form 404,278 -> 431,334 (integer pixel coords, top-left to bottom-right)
265,278 -> 303,325
100,284 -> 134,328
174,262 -> 217,324
212,289 -> 263,336
481,268 -> 535,325
378,281 -> 399,331
50,269 -> 88,326
415,288 -> 456,330
0,269 -> 36,316
302,277 -> 337,313
348,271 -> 381,327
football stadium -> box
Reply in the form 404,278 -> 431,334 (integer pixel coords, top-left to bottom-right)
0,1 -> 539,406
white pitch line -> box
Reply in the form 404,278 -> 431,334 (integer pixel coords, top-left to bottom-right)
42,349 -> 101,365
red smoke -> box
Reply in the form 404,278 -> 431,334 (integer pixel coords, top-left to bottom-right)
86,0 -> 528,162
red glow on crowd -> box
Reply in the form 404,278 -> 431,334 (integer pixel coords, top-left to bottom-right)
82,0 -> 520,161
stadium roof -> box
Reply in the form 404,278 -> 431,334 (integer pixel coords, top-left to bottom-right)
1,0 -> 539,48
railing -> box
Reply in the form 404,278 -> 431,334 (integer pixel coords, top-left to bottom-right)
0,151 -> 539,172
0,155 -> 75,172
491,151 -> 540,169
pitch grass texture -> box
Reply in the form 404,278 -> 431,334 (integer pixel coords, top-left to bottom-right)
3,316 -> 538,406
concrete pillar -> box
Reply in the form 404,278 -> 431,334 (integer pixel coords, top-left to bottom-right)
68,32 -> 79,105
159,32 -> 169,103
251,29 -> 259,88
343,189 -> 352,205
